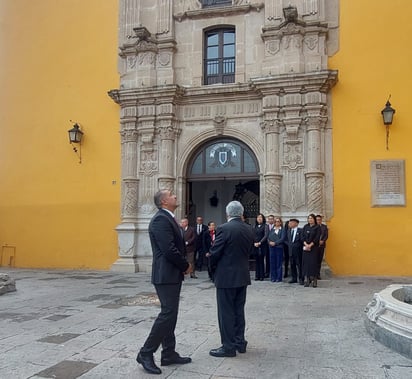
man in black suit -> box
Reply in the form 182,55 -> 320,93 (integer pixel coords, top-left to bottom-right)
207,201 -> 254,357
287,218 -> 304,285
136,189 -> 192,375
195,216 -> 208,271
316,215 -> 329,280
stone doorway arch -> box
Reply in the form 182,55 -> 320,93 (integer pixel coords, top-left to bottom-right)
184,138 -> 260,226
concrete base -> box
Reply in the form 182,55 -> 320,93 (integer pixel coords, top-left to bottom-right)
110,257 -> 139,273
364,284 -> 412,360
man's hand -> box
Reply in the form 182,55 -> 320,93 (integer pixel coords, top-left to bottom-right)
205,252 -> 211,257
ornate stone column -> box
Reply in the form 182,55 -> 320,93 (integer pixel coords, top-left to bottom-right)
157,120 -> 180,194
305,105 -> 327,215
261,118 -> 282,215
112,111 -> 140,272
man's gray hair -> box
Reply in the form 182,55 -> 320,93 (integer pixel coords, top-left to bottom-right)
226,201 -> 244,218
154,189 -> 168,209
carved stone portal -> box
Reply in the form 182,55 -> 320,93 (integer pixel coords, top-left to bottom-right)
110,1 -> 339,272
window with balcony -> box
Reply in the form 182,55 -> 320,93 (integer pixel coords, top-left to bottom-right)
204,28 -> 235,85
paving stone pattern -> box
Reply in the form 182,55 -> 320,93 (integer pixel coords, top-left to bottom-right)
0,268 -> 411,379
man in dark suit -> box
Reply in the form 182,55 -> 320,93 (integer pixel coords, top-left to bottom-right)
195,216 -> 208,271
136,189 -> 192,375
207,201 -> 254,357
316,215 -> 329,280
287,218 -> 304,285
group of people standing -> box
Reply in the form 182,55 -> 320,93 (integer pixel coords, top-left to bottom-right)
253,213 -> 328,288
179,216 -> 216,281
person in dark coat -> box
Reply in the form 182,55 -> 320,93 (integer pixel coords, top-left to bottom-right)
136,190 -> 192,375
316,214 -> 329,279
286,218 -> 304,285
181,217 -> 197,278
203,221 -> 216,280
253,213 -> 269,281
301,213 -> 321,288
207,201 -> 254,358
195,216 -> 208,271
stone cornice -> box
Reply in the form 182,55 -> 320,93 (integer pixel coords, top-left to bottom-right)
174,2 -> 264,22
250,70 -> 338,96
182,83 -> 261,104
108,85 -> 185,106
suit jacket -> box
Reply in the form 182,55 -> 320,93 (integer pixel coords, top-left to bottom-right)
209,217 -> 254,288
319,223 -> 329,247
183,226 -> 196,254
203,229 -> 215,253
267,227 -> 286,247
287,227 -> 303,257
195,224 -> 208,251
301,224 -> 321,247
148,208 -> 189,284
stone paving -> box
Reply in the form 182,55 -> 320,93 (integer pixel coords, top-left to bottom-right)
0,268 -> 411,379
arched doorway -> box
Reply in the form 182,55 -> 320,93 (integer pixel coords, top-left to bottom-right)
186,138 -> 259,226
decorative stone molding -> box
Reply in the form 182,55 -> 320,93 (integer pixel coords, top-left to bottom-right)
120,130 -> 138,143
122,178 -> 139,220
174,2 -> 264,22
283,142 -> 304,170
305,171 -> 324,215
213,116 -> 226,135
264,174 -> 282,214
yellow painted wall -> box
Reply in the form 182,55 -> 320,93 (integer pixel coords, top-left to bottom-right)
328,0 -> 412,275
0,0 -> 120,269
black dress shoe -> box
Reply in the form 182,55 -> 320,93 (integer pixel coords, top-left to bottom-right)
288,279 -> 297,284
161,354 -> 192,366
299,280 -> 304,285
136,352 -> 161,375
235,341 -> 247,353
209,346 -> 236,357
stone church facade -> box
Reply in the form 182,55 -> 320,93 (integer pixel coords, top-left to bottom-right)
108,0 -> 339,272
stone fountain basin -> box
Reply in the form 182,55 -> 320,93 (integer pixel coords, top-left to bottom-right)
365,284 -> 412,360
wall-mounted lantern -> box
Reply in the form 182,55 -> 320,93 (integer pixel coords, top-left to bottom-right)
381,98 -> 396,150
68,122 -> 84,163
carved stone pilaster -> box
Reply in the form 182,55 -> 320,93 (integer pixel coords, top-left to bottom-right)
157,0 -> 173,36
122,178 -> 139,221
264,174 -> 282,215
158,177 -> 175,193
305,171 -> 324,215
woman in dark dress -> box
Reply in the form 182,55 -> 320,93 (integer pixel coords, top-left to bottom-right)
253,213 -> 269,281
301,213 -> 321,287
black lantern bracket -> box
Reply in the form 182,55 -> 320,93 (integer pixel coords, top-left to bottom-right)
381,96 -> 396,150
68,121 -> 84,163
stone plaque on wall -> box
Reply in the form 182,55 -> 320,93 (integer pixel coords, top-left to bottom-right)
370,160 -> 405,207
